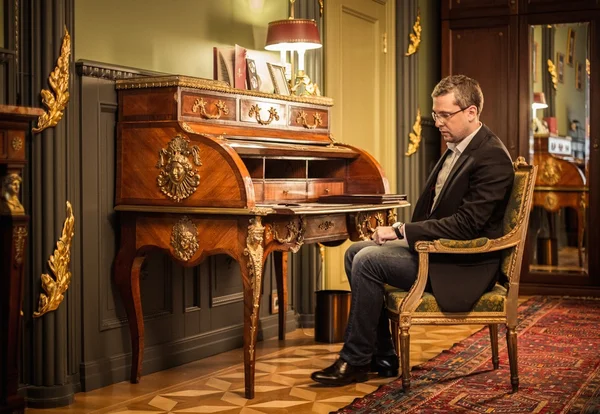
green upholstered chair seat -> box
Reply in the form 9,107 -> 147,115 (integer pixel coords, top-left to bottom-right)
386,283 -> 507,313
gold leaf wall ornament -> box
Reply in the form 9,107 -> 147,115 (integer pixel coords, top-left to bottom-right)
547,59 -> 558,90
33,26 -> 71,134
586,59 -> 590,77
405,10 -> 421,56
156,135 -> 202,202
319,0 -> 324,16
33,201 -> 74,318
405,108 -> 422,156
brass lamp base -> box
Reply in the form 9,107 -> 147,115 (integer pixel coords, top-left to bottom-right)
290,70 -> 321,97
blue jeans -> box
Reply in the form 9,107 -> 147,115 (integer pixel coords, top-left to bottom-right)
339,240 -> 419,366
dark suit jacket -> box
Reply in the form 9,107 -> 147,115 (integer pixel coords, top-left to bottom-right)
404,124 -> 514,312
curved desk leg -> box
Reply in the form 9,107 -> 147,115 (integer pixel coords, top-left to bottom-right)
240,216 -> 266,399
273,251 -> 287,340
114,246 -> 147,384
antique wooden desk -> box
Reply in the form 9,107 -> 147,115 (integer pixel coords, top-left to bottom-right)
0,105 -> 43,414
532,134 -> 587,268
113,76 -> 407,398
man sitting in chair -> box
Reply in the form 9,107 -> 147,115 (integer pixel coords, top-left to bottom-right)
311,74 -> 515,386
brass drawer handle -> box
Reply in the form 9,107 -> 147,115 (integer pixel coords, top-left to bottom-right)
296,110 -> 322,129
324,188 -> 330,194
192,98 -> 229,119
318,221 -> 334,231
282,190 -> 289,195
249,104 -> 280,125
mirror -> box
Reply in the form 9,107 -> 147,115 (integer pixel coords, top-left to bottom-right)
528,22 -> 590,274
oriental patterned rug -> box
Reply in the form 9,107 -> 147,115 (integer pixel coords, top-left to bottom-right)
337,296 -> 600,413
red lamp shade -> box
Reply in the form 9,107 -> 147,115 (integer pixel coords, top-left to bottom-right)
265,18 -> 322,51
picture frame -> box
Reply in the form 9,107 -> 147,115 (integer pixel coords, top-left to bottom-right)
267,62 -> 290,96
246,58 -> 260,91
576,61 -> 583,90
557,52 -> 565,83
566,28 -> 575,67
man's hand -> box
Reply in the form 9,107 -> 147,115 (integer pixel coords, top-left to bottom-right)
371,226 -> 398,245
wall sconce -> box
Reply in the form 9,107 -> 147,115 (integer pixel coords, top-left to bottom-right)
265,0 -> 322,96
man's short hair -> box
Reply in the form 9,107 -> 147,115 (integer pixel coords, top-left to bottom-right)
432,75 -> 484,115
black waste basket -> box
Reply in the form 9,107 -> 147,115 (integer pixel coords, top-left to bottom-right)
314,290 -> 352,343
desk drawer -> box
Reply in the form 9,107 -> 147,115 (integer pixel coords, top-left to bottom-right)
181,92 -> 237,122
307,180 -> 345,200
289,106 -> 329,130
264,180 -> 306,202
304,214 -> 348,241
240,99 -> 287,128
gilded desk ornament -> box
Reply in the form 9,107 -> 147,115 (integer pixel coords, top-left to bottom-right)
243,216 -> 265,361
318,220 -> 334,231
540,157 -> 562,185
405,108 -> 422,156
33,201 -> 74,318
356,211 -> 385,241
1,173 -> 25,215
13,226 -> 27,265
11,136 -> 23,151
248,104 -> 279,125
170,216 -> 199,262
180,122 -> 194,133
387,209 -> 397,225
296,110 -> 322,129
544,192 -> 559,211
156,135 -> 202,202
547,59 -> 558,90
192,97 -> 229,119
272,216 -> 306,252
33,26 -> 71,133
405,10 -> 422,56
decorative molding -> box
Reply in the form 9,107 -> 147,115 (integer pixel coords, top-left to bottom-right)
33,26 -> 71,133
212,292 -> 244,307
116,75 -> 334,106
243,216 -> 265,362
405,9 -> 421,56
405,108 -> 422,156
13,226 -> 27,264
33,201 -> 75,317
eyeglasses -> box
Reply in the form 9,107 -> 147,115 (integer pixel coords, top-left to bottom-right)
431,107 -> 468,123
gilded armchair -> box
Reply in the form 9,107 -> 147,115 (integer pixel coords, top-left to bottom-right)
386,157 -> 537,392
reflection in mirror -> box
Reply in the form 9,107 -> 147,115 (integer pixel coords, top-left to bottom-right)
529,22 -> 589,275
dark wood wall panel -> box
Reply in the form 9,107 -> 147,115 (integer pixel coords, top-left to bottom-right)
76,62 -> 296,392
443,17 -> 519,157
442,0 -> 518,19
522,0 -> 599,14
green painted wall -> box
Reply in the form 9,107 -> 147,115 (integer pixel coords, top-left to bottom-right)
1,0 -> 5,48
75,0 -> 285,82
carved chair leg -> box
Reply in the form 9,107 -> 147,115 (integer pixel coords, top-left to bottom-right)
489,324 -> 499,369
390,318 -> 399,356
506,325 -> 519,393
273,251 -> 287,340
400,327 -> 411,391
114,249 -> 146,384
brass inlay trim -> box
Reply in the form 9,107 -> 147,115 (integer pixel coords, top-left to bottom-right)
33,201 -> 74,317
535,186 -> 588,192
296,110 -> 322,129
539,157 -> 562,185
405,10 -> 421,56
156,134 -> 202,202
180,122 -> 194,133
248,104 -> 279,125
33,26 -> 71,133
243,216 -> 265,362
1,173 -> 25,215
13,226 -> 27,265
547,59 -> 558,90
405,108 -> 422,156
192,97 -> 229,119
115,75 -> 334,106
11,136 -> 23,151
170,216 -> 199,262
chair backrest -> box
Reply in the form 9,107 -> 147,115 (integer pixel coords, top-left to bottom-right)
499,157 -> 537,287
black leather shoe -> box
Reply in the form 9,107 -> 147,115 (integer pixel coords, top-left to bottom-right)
311,358 -> 370,386
371,354 -> 399,377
